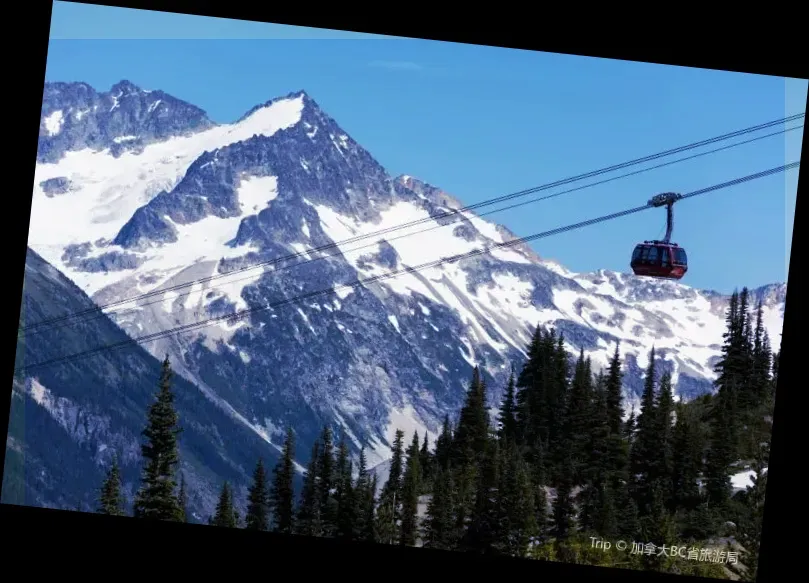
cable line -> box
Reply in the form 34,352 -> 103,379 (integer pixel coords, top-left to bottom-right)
15,161 -> 799,374
23,123 -> 803,338
21,115 -> 804,334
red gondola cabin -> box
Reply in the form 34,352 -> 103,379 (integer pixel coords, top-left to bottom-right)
630,241 -> 688,280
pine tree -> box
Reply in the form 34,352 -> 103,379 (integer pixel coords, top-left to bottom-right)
531,458 -> 548,542
212,482 -> 237,528
495,440 -> 537,557
712,289 -> 747,464
317,425 -> 337,536
630,348 -> 658,517
707,367 -> 738,507
624,407 -> 636,443
547,334 -> 571,475
605,344 -> 624,435
563,349 -> 594,483
670,403 -> 702,512
596,481 -> 618,539
376,429 -> 405,544
578,375 -> 610,534
618,494 -> 640,539
425,465 -> 456,550
353,447 -> 376,542
652,371 -> 675,503
552,454 -> 575,539
602,344 -> 630,494
245,459 -> 270,531
400,432 -> 422,546
452,462 -> 478,544
177,473 -> 188,523
515,325 -> 544,447
464,433 -> 500,553
133,356 -> 183,521
419,433 -> 432,487
434,415 -> 453,471
270,427 -> 296,534
498,370 -> 518,443
454,367 -> 490,466
375,492 -> 397,545
751,300 -> 773,403
296,440 -> 323,536
739,438 -> 769,582
334,438 -> 355,540
98,457 -> 125,516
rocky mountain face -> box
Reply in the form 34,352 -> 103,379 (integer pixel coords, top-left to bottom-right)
5,248 -> 301,518
18,81 -> 786,512
38,80 -> 213,164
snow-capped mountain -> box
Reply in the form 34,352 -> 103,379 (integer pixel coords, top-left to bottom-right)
26,81 -> 786,472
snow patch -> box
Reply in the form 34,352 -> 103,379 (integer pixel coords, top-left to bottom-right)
237,175 -> 279,214
43,110 -> 64,136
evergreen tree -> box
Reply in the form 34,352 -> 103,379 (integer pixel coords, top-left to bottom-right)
98,457 -> 125,516
362,474 -> 378,544
317,425 -> 337,535
515,326 -> 544,447
464,432 -> 500,553
425,465 -> 456,550
739,438 -> 769,582
706,384 -> 737,509
751,300 -> 773,403
452,462 -> 478,543
353,447 -> 376,542
400,432 -> 422,546
624,407 -> 636,441
712,290 -> 747,463
617,494 -> 640,539
596,481 -> 618,539
605,343 -> 624,435
547,334 -> 571,474
434,415 -> 453,471
601,345 -> 630,496
334,439 -> 355,540
531,458 -> 548,542
564,349 -> 594,483
245,459 -> 270,531
670,403 -> 702,512
133,356 -> 183,521
212,482 -> 237,528
630,348 -> 658,517
270,427 -> 296,534
495,440 -> 537,557
419,433 -> 432,486
376,429 -> 405,544
552,454 -> 575,539
454,367 -> 490,466
296,440 -> 323,536
375,492 -> 397,545
498,370 -> 518,443
177,473 -> 188,523
578,376 -> 610,534
652,371 -> 675,502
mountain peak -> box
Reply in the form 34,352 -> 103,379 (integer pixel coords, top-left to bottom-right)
110,79 -> 141,94
236,89 -> 325,124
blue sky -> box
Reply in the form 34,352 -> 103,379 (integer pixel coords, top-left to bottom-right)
44,2 -> 806,294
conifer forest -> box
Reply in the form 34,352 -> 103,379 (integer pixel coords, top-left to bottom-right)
96,287 -> 775,581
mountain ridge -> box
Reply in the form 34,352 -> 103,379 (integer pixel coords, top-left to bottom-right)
27,81 -> 786,477
7,247 -> 305,517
